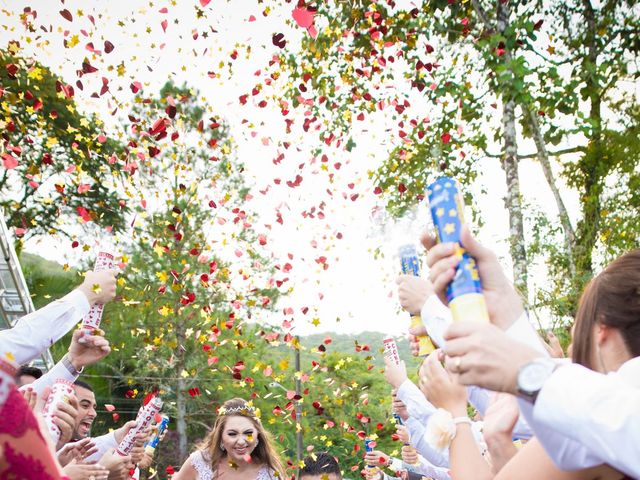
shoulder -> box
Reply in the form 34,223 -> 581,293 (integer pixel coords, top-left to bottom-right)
257,466 -> 280,480
190,450 -> 215,479
171,455 -> 199,480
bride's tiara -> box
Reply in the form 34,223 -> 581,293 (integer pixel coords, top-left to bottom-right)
218,403 -> 258,417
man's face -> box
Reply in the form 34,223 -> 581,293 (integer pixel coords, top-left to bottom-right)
17,374 -> 37,387
73,386 -> 97,439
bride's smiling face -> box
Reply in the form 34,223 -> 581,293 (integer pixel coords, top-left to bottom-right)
221,416 -> 259,464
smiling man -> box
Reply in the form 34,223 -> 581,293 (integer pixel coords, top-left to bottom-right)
73,380 -> 97,440
67,379 -> 138,480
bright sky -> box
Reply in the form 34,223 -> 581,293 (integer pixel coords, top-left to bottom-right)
1,0 -> 581,335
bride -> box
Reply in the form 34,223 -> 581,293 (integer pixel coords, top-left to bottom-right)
172,398 -> 285,480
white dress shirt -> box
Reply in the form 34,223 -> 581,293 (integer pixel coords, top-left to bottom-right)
420,296 -> 548,356
0,289 -> 90,364
407,454 -> 452,480
396,379 -> 486,468
20,358 -> 78,395
420,300 -> 540,439
520,357 -> 640,478
85,431 -> 119,462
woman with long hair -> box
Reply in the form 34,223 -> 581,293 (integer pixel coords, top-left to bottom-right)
172,398 -> 285,480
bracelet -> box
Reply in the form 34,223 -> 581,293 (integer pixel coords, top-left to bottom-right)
453,417 -> 472,427
425,409 -> 472,452
62,354 -> 84,376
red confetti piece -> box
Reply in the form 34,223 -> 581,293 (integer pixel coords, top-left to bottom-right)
272,33 -> 286,49
1,153 -> 18,170
292,7 -> 314,28
59,9 -> 73,22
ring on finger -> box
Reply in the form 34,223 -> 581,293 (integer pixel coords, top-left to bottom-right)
453,356 -> 462,373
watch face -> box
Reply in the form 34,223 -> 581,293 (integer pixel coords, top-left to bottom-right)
519,362 -> 550,393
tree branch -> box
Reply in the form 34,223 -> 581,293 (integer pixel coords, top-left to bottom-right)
485,146 -> 584,160
523,107 -> 576,275
471,0 -> 495,30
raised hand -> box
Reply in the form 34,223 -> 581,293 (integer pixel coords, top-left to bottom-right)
77,269 -> 118,306
364,449 -> 389,468
57,438 -> 98,467
67,329 -> 111,370
483,393 -> 520,442
421,226 -> 523,330
419,352 -> 467,417
442,322 -> 540,394
396,275 -> 434,315
383,356 -> 408,389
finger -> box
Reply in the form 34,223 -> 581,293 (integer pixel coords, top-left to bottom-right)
443,321 -> 484,343
425,351 -> 448,379
428,254 -> 459,285
408,324 -> 427,336
425,241 -> 456,269
443,354 -> 471,376
57,401 -> 77,416
67,394 -> 79,409
395,274 -> 411,285
420,230 -> 437,251
429,264 -> 457,300
459,225 -> 491,262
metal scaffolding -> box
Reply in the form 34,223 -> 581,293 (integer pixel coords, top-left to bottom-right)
0,214 -> 53,371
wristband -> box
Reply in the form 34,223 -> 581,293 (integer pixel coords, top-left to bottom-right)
453,417 -> 472,427
425,408 -> 472,451
62,354 -> 84,376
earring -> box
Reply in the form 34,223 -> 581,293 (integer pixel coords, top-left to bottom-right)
220,443 -> 226,452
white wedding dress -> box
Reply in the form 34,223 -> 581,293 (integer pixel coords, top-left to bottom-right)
190,451 -> 276,480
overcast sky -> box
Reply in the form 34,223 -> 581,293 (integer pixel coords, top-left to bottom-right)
1,0 -> 581,336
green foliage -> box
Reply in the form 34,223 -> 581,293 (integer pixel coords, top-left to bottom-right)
275,0 -> 640,326
0,45 -> 129,239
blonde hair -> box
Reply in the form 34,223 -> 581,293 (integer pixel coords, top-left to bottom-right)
199,398 -> 285,479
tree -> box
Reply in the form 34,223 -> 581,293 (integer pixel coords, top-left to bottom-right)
524,0 -> 640,320
0,43 -> 129,239
269,0 -> 639,321
97,80 -> 282,461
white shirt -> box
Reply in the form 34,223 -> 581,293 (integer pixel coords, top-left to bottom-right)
407,454 -> 451,480
521,357 -> 640,478
420,300 -> 539,439
420,296 -> 548,356
396,379 -> 486,468
0,289 -> 90,364
85,431 -> 118,463
21,359 -> 77,395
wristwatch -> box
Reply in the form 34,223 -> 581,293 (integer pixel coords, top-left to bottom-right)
62,354 -> 84,376
516,357 -> 558,404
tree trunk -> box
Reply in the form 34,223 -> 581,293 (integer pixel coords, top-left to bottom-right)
524,108 -> 576,276
497,1 -> 528,299
574,0 -> 602,282
177,377 -> 188,460
176,316 -> 188,459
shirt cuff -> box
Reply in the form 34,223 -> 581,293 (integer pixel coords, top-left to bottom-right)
505,312 -> 549,356
420,295 -> 451,348
396,379 -> 419,403
22,359 -> 77,395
